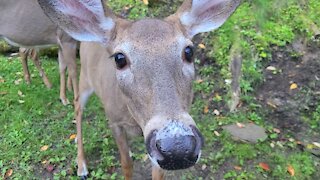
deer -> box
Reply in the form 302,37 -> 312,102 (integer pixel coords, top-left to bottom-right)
38,0 -> 240,179
0,0 -> 78,105
18,48 -> 52,89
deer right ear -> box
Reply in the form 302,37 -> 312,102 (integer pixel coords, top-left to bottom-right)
37,0 -> 115,44
171,0 -> 241,38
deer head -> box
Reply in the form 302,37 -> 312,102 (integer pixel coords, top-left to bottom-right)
38,0 -> 240,172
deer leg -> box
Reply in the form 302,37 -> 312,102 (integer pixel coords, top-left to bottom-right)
57,49 -> 69,105
29,49 -> 52,89
67,74 -> 73,92
152,166 -> 165,180
111,126 -> 133,180
19,48 -> 31,85
58,41 -> 78,105
75,68 -> 94,178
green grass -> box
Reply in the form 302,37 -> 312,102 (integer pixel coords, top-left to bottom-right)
1,0 -> 320,179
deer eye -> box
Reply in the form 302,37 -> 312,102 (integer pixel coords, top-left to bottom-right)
114,53 -> 128,69
184,46 -> 194,63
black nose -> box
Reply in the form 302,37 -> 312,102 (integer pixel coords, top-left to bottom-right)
156,134 -> 198,170
146,121 -> 203,170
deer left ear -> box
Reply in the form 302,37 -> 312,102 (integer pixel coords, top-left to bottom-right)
173,0 -> 241,38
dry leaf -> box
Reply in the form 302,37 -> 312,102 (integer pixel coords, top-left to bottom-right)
273,128 -> 281,134
287,164 -> 295,176
143,154 -> 149,162
0,91 -> 8,95
14,79 -> 23,85
4,169 -> 13,178
290,83 -> 298,90
236,122 -> 245,128
266,66 -> 277,71
307,144 -> 315,149
288,138 -> 295,142
202,164 -> 207,170
214,131 -> 221,137
0,79 -> 4,83
198,43 -> 206,49
234,166 -> 242,171
196,79 -> 204,83
18,90 -> 25,97
143,0 -> 149,5
313,142 -> 320,148
40,145 -> 49,151
69,134 -> 77,140
42,160 -> 48,164
213,109 -> 220,116
270,142 -> 275,148
203,105 -> 209,114
259,162 -> 270,171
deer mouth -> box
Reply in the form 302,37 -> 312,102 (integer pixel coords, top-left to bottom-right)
146,121 -> 204,170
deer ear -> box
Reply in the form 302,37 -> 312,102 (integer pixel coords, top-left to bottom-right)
37,0 -> 115,44
174,0 -> 241,38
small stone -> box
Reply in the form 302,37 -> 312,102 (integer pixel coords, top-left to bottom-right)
223,123 -> 267,143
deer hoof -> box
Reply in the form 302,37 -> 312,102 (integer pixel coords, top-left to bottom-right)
80,175 -> 88,180
60,98 -> 70,106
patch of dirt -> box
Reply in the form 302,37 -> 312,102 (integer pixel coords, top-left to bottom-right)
256,38 -> 320,143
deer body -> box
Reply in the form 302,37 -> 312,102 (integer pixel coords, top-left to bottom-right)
0,0 -> 78,105
38,0 -> 240,179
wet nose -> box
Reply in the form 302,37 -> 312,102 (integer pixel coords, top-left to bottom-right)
156,133 -> 197,170
146,121 -> 203,170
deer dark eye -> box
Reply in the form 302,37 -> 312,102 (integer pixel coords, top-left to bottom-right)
114,53 -> 127,69
184,46 -> 194,63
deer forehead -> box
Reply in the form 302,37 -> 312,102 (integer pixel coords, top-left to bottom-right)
113,19 -> 189,55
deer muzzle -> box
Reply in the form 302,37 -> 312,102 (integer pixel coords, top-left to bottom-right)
146,120 -> 204,170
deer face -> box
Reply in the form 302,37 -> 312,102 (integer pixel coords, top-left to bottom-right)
38,0 -> 240,170
109,19 -> 200,169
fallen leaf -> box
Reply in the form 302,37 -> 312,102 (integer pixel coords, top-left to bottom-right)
198,43 -> 206,49
234,166 -> 242,171
266,66 -> 277,71
0,79 -> 4,83
273,128 -> 281,134
287,164 -> 295,176
267,101 -> 277,109
276,141 -> 284,148
213,109 -> 220,116
14,78 -> 23,85
202,164 -> 207,170
203,105 -> 209,114
290,83 -> 298,90
0,91 -> 8,95
69,134 -> 77,140
307,144 -> 315,149
259,162 -> 270,171
270,142 -> 275,148
143,154 -> 149,162
214,131 -> 221,137
313,142 -> 320,148
18,90 -> 25,97
196,79 -> 203,83
142,0 -> 149,5
42,160 -> 48,164
288,138 -> 295,142
40,145 -> 49,151
4,169 -> 13,178
236,122 -> 245,128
